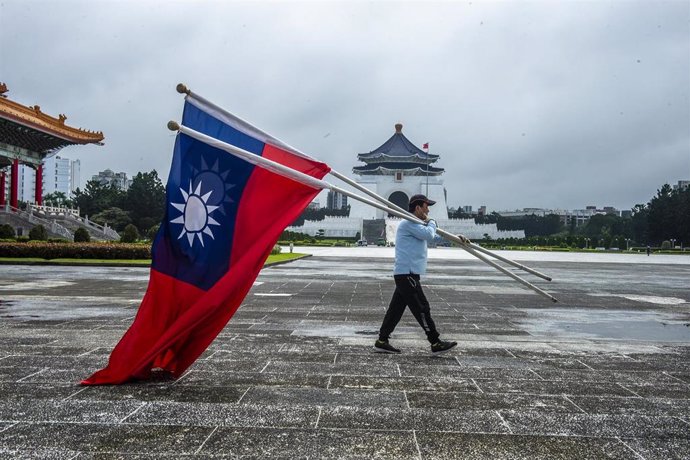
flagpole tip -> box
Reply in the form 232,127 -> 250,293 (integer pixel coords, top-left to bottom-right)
167,121 -> 180,131
176,83 -> 190,95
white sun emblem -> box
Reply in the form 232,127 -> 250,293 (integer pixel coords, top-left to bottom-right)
169,180 -> 221,247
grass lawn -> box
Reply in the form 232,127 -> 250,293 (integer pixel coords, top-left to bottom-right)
0,253 -> 309,267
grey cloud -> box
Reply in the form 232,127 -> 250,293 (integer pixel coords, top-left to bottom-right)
1,0 -> 687,212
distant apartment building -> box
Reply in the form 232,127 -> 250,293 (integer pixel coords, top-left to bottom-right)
92,169 -> 132,191
43,156 -> 72,196
15,155 -> 80,203
70,159 -> 81,194
673,180 -> 689,191
326,190 -> 348,210
306,200 -> 320,211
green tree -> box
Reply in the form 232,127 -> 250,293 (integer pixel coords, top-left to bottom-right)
91,207 -> 132,232
29,225 -> 48,241
124,171 -> 166,234
73,227 -> 91,242
630,203 -> 649,244
73,180 -> 126,217
0,224 -> 15,239
291,205 -> 350,226
43,191 -> 73,208
146,223 -> 160,241
120,224 -> 140,243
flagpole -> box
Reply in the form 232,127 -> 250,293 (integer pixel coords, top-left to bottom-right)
175,84 -> 552,282
168,121 -> 558,303
425,142 -> 429,196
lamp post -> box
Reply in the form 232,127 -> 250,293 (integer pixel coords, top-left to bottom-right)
585,237 -> 590,249
625,238 -> 631,251
670,238 -> 676,250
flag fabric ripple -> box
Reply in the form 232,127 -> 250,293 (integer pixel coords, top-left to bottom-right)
82,99 -> 330,385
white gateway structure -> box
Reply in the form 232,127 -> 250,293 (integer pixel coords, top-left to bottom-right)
287,123 -> 524,242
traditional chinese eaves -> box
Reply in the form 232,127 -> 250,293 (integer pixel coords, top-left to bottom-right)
0,83 -> 104,156
354,123 -> 442,176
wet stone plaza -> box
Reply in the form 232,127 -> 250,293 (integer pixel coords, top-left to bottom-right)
0,249 -> 689,459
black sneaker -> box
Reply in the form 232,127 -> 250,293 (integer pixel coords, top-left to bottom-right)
431,340 -> 457,355
374,340 -> 401,354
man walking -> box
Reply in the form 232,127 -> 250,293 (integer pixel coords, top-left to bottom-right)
374,194 -> 467,355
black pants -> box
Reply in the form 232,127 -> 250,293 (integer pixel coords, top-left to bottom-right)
379,274 -> 440,344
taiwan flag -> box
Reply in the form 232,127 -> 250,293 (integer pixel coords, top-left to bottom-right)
82,97 -> 330,385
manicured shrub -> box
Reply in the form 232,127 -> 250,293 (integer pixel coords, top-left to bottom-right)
28,225 -> 48,241
0,242 -> 151,259
73,227 -> 91,243
121,224 -> 140,243
270,244 -> 282,255
0,224 -> 15,239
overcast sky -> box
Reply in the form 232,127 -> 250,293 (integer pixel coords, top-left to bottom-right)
1,0 -> 688,211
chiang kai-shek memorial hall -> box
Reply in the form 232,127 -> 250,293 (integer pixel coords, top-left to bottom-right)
287,123 -> 525,242
349,123 -> 447,222
0,83 -> 104,209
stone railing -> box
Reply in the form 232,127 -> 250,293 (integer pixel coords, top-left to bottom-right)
29,204 -> 81,218
76,215 -> 120,240
1,204 -> 74,240
26,204 -> 119,241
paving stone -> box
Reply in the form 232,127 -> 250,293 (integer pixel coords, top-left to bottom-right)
621,382 -> 690,399
620,437 -> 690,460
0,354 -> 112,370
0,422 -> 212,454
208,349 -> 336,364
568,395 -> 690,416
0,382 -> 82,400
264,361 -> 400,377
534,368 -> 688,385
0,337 -> 57,346
0,399 -> 142,424
669,372 -> 690,384
75,383 -> 250,404
0,366 -> 46,382
328,375 -> 480,392
416,432 -> 635,459
501,411 -> 690,438
187,358 -> 270,373
319,406 -> 509,433
0,448 -> 79,459
476,378 -> 637,397
17,369 -> 89,385
178,370 -> 329,388
407,391 -> 582,412
398,364 -> 538,380
240,386 -> 407,408
0,345 -> 89,355
127,401 -> 319,428
200,426 -> 419,458
335,352 -> 460,366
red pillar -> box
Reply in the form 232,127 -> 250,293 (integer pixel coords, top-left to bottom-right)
10,159 -> 18,209
0,171 -> 5,206
35,163 -> 43,206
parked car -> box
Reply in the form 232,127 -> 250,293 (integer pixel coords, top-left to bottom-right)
376,238 -> 386,246
356,239 -> 367,246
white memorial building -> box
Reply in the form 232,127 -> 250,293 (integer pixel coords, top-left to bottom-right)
287,124 -> 524,242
